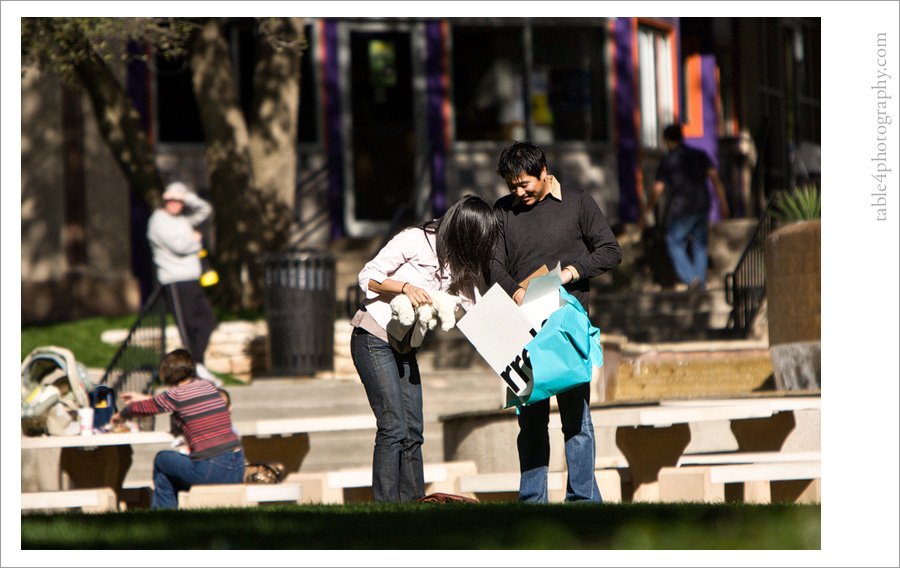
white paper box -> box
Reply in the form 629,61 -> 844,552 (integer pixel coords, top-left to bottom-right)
457,265 -> 565,397
519,265 -> 564,329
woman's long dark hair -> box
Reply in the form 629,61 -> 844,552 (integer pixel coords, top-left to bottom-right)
429,195 -> 500,289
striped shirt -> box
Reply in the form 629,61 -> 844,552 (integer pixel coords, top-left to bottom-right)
121,379 -> 241,461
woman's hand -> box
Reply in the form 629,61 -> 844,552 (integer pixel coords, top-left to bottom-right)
402,283 -> 432,308
119,392 -> 150,404
110,412 -> 125,425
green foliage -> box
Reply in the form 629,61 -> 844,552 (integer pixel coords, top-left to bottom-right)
21,17 -> 195,80
21,502 -> 821,550
772,184 -> 821,222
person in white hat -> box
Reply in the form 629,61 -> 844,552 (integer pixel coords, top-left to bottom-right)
147,181 -> 222,387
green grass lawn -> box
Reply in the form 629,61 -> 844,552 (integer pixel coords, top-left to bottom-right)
21,314 -> 139,369
21,502 -> 820,550
21,311 -> 255,385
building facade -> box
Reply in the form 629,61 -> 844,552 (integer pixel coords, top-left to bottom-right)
21,16 -> 821,323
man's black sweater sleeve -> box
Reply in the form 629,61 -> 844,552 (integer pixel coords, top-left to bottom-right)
569,191 -> 622,280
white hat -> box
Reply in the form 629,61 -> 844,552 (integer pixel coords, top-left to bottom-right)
162,182 -> 189,202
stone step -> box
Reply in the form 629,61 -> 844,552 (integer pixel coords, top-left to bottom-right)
589,289 -> 735,343
592,312 -> 731,336
591,289 -> 732,315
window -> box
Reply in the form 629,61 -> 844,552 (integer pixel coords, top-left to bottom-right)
297,24 -> 319,144
451,25 -> 525,141
450,21 -> 609,143
794,23 -> 821,144
715,49 -> 739,138
532,24 -> 609,143
637,24 -> 676,148
156,54 -> 204,143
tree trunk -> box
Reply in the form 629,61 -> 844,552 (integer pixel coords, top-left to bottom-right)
73,46 -> 163,210
190,17 -> 307,311
189,18 -> 263,310
248,18 -> 305,249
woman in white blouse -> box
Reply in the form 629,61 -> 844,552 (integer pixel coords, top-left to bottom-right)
349,195 -> 499,502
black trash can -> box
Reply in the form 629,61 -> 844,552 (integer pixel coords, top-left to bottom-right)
263,249 -> 336,376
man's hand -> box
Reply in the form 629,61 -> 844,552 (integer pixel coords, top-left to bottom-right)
512,287 -> 525,306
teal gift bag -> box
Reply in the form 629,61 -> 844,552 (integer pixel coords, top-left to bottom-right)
506,287 -> 603,408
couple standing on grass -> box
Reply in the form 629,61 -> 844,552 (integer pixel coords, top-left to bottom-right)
115,140 -> 623,509
349,140 -> 623,503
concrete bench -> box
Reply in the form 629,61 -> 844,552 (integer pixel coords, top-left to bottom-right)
457,470 -> 624,503
234,414 -> 376,437
442,396 -> 820,503
179,483 -> 304,509
22,488 -> 118,513
658,460 -> 821,504
234,414 -> 377,477
677,451 -> 821,467
286,461 -> 478,504
590,396 -> 821,501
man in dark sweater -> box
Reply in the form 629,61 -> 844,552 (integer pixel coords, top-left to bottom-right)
490,141 -> 622,503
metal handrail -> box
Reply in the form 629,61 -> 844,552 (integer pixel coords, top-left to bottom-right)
99,285 -> 169,428
724,193 -> 778,337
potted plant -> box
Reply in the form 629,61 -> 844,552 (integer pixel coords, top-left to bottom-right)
764,183 -> 821,390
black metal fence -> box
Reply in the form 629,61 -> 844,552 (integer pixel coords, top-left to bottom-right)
99,285 -> 168,426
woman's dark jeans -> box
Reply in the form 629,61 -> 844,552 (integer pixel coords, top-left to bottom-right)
350,327 -> 425,503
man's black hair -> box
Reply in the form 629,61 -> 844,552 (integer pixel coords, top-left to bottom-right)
496,141 -> 547,180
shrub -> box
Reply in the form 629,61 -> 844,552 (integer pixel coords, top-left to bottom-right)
772,183 -> 821,222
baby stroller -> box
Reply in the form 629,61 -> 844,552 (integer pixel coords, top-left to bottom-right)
21,346 -> 94,436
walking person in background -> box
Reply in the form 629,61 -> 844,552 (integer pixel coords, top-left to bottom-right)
642,123 -> 730,290
111,349 -> 244,509
147,181 -> 221,386
349,195 -> 500,502
490,140 -> 622,503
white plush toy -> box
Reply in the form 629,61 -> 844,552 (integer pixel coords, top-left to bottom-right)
390,290 -> 462,332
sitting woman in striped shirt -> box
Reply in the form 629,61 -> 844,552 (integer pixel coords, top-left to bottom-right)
111,349 -> 244,509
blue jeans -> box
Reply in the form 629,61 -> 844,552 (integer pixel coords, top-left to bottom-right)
151,448 -> 245,509
664,213 -> 710,286
517,382 -> 602,503
350,327 -> 425,503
